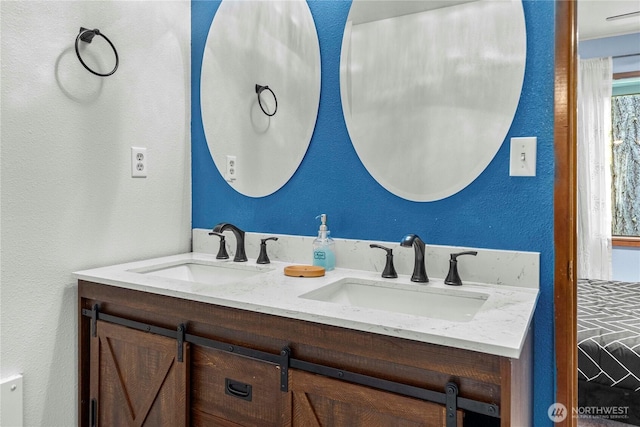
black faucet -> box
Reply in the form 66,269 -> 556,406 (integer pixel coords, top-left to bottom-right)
208,231 -> 230,259
400,234 -> 428,283
369,244 -> 398,278
257,237 -> 278,264
211,223 -> 247,262
445,251 -> 478,286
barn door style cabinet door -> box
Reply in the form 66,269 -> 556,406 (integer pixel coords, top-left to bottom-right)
88,320 -> 189,426
289,369 -> 464,426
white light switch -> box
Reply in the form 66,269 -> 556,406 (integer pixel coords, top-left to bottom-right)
509,137 -> 537,177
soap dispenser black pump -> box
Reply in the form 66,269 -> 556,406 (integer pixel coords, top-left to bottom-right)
257,237 -> 278,264
445,251 -> 478,286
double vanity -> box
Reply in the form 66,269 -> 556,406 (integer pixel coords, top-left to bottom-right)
76,229 -> 538,427
71,0 -> 535,423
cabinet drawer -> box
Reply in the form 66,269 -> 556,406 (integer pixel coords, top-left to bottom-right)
191,345 -> 288,427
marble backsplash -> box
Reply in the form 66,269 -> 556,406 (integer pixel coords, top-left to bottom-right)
192,229 -> 539,289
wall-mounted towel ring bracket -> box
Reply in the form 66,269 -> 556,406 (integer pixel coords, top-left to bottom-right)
75,27 -> 119,77
255,84 -> 278,117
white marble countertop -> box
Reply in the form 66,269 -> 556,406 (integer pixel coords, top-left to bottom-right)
75,252 -> 538,359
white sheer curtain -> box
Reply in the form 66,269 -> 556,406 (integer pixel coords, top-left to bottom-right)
577,57 -> 613,280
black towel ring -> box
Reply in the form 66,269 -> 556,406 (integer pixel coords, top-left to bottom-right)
255,84 -> 278,117
75,27 -> 119,77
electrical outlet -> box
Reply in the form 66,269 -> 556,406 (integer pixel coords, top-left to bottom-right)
225,155 -> 237,182
1,375 -> 23,427
131,147 -> 147,178
509,137 -> 536,177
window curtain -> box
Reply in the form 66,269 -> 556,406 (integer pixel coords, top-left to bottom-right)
577,57 -> 613,280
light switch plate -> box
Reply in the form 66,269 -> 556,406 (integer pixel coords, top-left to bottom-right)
509,137 -> 537,177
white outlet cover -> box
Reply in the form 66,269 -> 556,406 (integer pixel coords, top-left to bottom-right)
225,155 -> 237,182
509,137 -> 536,177
131,147 -> 147,178
1,375 -> 23,427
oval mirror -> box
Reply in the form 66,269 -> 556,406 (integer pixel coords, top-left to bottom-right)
340,0 -> 526,201
201,0 -> 321,197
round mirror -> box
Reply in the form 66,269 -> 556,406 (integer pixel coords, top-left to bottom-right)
201,0 -> 320,198
340,0 -> 526,201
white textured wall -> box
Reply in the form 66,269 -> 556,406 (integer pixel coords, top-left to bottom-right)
0,2 -> 191,425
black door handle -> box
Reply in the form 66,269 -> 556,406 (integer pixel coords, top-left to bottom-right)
225,378 -> 252,401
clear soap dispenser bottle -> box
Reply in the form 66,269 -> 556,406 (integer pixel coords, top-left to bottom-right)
313,214 -> 336,271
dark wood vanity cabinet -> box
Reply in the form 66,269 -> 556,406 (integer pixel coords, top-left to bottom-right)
78,280 -> 532,427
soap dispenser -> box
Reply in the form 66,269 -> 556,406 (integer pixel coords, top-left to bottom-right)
312,214 -> 336,271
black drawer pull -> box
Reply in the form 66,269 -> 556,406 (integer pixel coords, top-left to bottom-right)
225,378 -> 252,401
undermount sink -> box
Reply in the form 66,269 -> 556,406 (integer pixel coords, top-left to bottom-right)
132,261 -> 272,286
299,278 -> 489,322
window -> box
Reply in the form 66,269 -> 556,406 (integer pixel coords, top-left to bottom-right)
611,76 -> 640,246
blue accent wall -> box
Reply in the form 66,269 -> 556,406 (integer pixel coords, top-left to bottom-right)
192,1 -> 556,424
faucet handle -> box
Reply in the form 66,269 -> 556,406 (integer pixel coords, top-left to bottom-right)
209,231 -> 230,259
257,237 -> 278,264
369,244 -> 398,278
444,251 -> 478,286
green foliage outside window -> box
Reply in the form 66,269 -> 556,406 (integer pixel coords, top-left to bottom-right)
611,93 -> 640,237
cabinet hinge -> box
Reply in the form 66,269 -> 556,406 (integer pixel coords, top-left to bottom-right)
91,304 -> 99,337
89,398 -> 97,427
177,324 -> 185,363
445,382 -> 458,427
568,261 -> 574,281
280,346 -> 290,392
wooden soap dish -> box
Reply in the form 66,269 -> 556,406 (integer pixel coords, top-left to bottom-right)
284,265 -> 325,278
